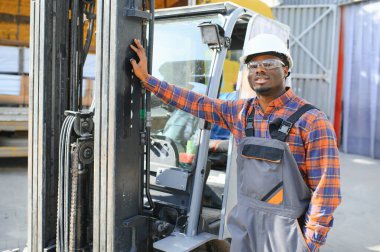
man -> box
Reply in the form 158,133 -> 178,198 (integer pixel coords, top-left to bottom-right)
130,34 -> 341,252
210,90 -> 238,140
208,91 -> 238,169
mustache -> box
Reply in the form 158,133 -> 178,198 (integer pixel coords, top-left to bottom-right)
255,74 -> 270,79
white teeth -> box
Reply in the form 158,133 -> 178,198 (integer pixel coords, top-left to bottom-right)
256,78 -> 268,83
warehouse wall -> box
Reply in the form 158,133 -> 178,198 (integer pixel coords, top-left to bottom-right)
273,5 -> 340,121
341,0 -> 380,158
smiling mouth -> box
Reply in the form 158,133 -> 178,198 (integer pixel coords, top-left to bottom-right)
255,77 -> 269,84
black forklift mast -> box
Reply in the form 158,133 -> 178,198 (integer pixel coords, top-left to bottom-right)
28,0 -> 154,251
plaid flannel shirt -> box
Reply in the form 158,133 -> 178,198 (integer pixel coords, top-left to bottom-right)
142,76 -> 341,251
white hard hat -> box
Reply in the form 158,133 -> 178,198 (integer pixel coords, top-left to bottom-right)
240,34 -> 293,69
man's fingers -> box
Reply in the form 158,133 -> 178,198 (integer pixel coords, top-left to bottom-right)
129,39 -> 148,81
130,44 -> 138,51
130,42 -> 146,61
134,38 -> 144,49
134,39 -> 146,57
130,44 -> 142,57
131,39 -> 143,52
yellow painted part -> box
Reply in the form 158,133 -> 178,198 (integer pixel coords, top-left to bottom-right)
198,0 -> 273,94
0,0 -> 30,45
0,0 -> 95,49
0,0 -> 30,16
197,0 -> 273,19
221,59 -> 240,93
0,0 -> 272,46
267,188 -> 283,205
0,23 -> 29,45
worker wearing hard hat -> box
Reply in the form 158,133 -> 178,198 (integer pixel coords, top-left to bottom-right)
130,33 -> 341,252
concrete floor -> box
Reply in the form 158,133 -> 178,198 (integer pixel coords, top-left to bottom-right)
322,152 -> 380,252
0,153 -> 379,251
0,158 -> 27,251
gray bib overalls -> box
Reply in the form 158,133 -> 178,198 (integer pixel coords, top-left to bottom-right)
227,104 -> 315,252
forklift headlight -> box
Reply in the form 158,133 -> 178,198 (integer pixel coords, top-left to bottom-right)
198,22 -> 230,51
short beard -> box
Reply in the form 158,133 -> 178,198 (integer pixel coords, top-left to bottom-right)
253,86 -> 271,94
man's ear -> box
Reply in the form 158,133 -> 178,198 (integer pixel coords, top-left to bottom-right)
283,66 -> 289,78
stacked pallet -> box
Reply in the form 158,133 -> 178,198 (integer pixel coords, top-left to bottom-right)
0,73 -> 28,157
0,75 -> 28,106
0,77 -> 94,157
0,107 -> 28,157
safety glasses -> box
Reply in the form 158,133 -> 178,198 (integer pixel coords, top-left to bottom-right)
247,59 -> 285,70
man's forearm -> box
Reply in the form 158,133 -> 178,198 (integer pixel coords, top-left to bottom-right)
303,114 -> 342,251
141,76 -> 240,131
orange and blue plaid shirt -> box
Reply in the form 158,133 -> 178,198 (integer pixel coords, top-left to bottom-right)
143,76 -> 341,251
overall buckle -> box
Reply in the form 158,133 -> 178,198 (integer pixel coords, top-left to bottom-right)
279,120 -> 293,135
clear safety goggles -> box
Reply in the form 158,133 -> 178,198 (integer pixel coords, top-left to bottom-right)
247,59 -> 285,70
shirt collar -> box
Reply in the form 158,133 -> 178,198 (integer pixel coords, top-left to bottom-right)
253,87 -> 295,110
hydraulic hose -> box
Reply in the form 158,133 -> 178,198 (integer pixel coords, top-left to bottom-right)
83,2 -> 95,63
56,115 -> 76,252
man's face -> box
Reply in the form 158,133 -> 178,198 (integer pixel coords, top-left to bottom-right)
247,54 -> 289,97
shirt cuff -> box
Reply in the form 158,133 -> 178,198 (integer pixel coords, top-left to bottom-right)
141,75 -> 159,92
304,224 -> 328,250
306,239 -> 319,252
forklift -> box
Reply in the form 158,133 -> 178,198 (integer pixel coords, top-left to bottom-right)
28,1 -> 289,251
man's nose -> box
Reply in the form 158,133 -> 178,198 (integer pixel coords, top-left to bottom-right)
255,63 -> 267,73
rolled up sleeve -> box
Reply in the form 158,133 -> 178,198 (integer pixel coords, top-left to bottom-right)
303,114 -> 342,250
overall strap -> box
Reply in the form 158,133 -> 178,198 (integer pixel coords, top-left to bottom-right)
272,104 -> 317,142
245,107 -> 255,137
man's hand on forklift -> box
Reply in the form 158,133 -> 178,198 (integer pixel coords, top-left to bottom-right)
130,39 -> 149,82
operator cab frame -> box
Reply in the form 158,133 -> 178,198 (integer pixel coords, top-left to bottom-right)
148,3 -> 256,250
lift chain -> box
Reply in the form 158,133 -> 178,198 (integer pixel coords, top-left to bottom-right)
69,144 -> 80,252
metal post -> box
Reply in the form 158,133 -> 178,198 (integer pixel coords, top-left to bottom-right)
93,0 -> 149,251
28,0 -> 70,251
186,8 -> 246,237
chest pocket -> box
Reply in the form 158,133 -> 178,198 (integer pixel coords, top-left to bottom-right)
240,144 -> 284,205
